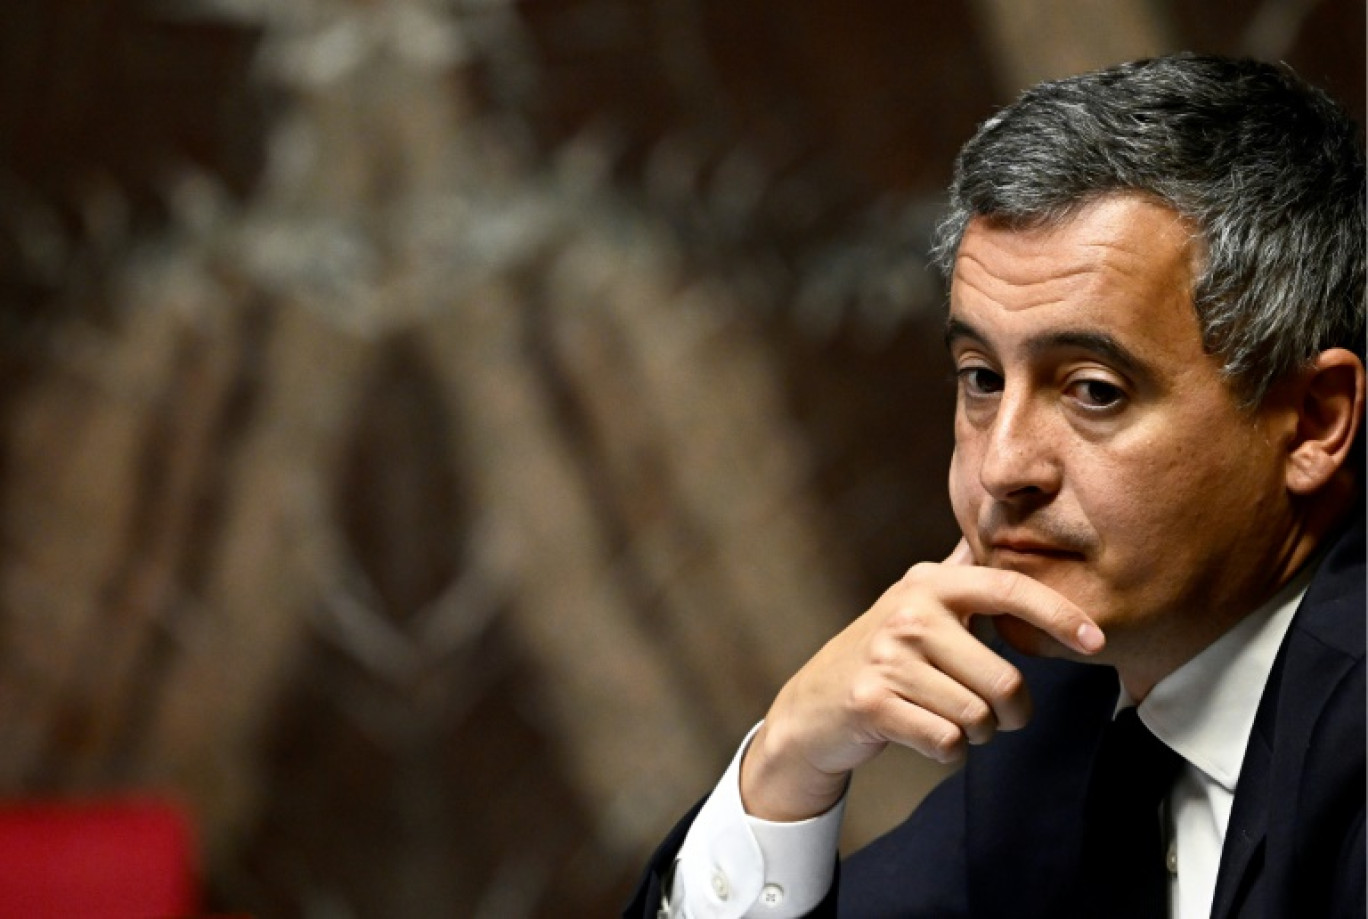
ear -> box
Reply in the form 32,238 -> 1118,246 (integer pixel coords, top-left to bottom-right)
1283,348 -> 1365,495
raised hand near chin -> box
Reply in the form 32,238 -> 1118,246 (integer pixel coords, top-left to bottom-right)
739,539 -> 1105,822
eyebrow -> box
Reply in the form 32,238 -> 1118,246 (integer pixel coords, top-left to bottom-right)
944,317 -> 1153,382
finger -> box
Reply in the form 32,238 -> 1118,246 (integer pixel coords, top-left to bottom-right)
890,663 -> 1003,745
869,695 -> 969,765
868,611 -> 1024,739
937,565 -> 1105,655
918,626 -> 1034,732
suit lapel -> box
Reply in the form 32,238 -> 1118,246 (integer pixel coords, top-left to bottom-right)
1207,654 -> 1277,919
965,657 -> 1117,918
1209,518 -> 1365,919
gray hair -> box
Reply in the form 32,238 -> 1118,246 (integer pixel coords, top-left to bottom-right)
931,54 -> 1365,407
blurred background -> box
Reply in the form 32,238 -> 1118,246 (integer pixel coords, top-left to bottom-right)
0,0 -> 1360,915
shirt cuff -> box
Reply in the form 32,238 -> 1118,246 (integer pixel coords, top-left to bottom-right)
670,723 -> 846,918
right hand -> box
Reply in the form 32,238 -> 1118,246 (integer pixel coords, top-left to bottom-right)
739,539 -> 1105,822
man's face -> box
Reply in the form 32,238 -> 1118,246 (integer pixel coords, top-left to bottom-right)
947,195 -> 1297,671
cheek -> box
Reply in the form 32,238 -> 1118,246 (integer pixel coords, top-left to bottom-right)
948,446 -> 979,535
1076,458 -> 1166,546
1079,452 -> 1203,590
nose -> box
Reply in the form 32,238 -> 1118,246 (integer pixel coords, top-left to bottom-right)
976,388 -> 1062,504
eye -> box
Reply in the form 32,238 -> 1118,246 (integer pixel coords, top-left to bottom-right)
1068,377 -> 1126,409
957,366 -> 1003,398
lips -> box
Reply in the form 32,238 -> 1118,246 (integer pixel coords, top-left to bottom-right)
986,536 -> 1088,562
976,512 -> 1094,564
993,542 -> 1082,557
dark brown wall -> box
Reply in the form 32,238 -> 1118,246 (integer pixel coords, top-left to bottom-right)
0,2 -> 1359,915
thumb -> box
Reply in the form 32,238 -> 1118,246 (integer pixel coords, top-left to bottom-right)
944,538 -> 976,567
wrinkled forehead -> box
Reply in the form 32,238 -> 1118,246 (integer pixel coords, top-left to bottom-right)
952,196 -> 1197,302
956,192 -> 1204,274
947,196 -> 1213,370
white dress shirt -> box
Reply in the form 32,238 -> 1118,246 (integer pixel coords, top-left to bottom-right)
1138,565 -> 1309,919
665,568 -> 1312,919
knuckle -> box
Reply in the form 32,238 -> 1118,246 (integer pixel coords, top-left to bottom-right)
992,569 -> 1027,609
986,570 -> 1077,638
1051,599 -> 1080,633
900,561 -> 936,586
928,727 -> 965,762
847,677 -> 884,718
959,697 -> 993,731
987,666 -> 1024,701
866,632 -> 901,669
886,605 -> 937,645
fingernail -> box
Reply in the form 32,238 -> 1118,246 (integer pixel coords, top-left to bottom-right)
1076,622 -> 1105,653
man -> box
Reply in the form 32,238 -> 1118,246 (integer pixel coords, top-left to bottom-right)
624,54 -> 1365,919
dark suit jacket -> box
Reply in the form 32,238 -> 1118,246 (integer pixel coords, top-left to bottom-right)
625,517 -> 1365,918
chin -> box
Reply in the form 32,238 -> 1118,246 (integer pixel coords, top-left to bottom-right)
992,617 -> 1076,661
987,552 -> 1091,597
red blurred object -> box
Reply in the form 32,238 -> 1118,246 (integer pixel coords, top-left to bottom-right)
0,798 -> 200,918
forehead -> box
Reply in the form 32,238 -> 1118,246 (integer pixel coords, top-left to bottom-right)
948,196 -> 1204,360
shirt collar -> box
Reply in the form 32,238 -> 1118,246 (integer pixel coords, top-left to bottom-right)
1119,566 -> 1313,792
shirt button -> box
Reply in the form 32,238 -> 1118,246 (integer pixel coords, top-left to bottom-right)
711,870 -> 730,901
1166,838 -> 1179,875
760,884 -> 785,907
